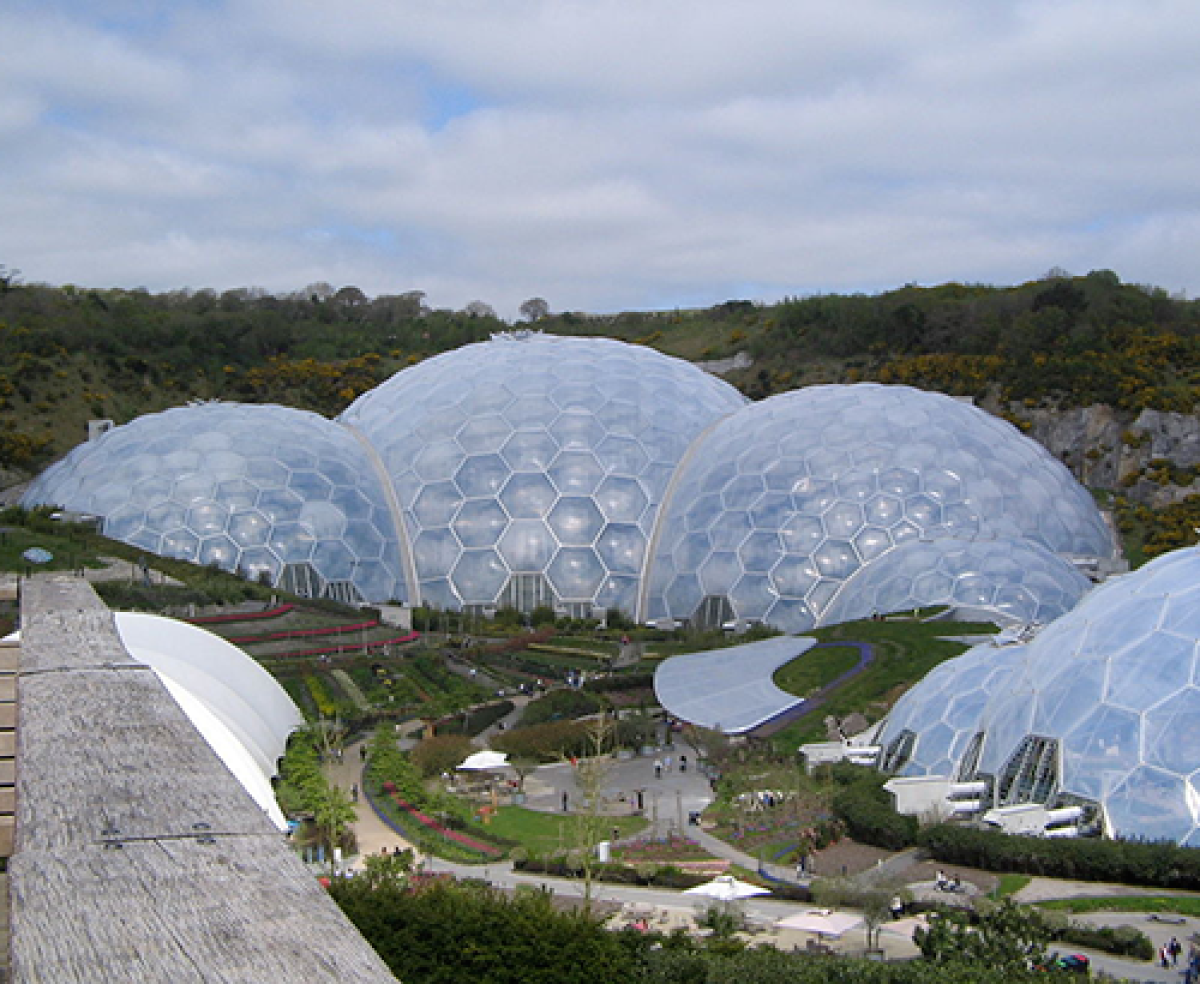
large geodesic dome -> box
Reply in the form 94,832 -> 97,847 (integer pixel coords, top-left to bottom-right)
25,337 -> 1113,628
878,546 -> 1200,845
24,402 -> 405,604
338,332 -> 747,614
643,384 -> 1112,633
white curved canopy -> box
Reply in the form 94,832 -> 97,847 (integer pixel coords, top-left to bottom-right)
113,612 -> 303,829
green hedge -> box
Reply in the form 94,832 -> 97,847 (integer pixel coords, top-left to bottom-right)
828,769 -> 919,851
917,823 -> 1200,890
1057,922 -> 1153,961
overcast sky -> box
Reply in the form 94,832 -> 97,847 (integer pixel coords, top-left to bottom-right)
2,1 -> 1198,318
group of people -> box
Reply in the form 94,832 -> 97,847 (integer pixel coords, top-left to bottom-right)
652,754 -> 687,778
933,870 -> 961,893
1160,935 -> 1183,969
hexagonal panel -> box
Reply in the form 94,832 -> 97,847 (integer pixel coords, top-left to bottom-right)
499,472 -> 558,519
454,454 -> 509,499
453,499 -> 508,548
547,497 -> 604,546
499,519 -> 558,572
547,548 -> 606,600
594,476 -> 648,523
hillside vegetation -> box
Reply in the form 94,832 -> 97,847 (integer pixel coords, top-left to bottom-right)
2,268 -> 1197,553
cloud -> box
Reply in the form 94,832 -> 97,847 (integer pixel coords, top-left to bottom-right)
2,0 -> 1199,315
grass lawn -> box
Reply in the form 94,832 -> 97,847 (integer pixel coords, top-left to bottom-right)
0,524 -> 104,573
768,613 -> 998,748
773,644 -> 861,698
994,873 -> 1033,898
1037,896 -> 1200,916
487,806 -> 648,856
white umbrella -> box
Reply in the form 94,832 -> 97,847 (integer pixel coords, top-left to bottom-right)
683,874 -> 770,902
776,909 -> 864,939
458,750 -> 510,771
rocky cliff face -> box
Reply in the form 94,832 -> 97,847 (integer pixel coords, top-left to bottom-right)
1020,404 -> 1200,507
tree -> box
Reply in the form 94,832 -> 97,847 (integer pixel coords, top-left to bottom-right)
410,733 -> 474,778
360,846 -> 414,889
811,875 -> 904,951
311,782 -> 358,868
0,264 -> 20,293
312,716 -> 347,763
914,897 -> 1053,975
573,712 -> 616,911
464,300 -> 497,319
519,297 -> 550,322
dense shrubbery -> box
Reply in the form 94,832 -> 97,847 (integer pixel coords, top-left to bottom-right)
584,671 -> 655,693
329,876 -> 1071,984
1055,921 -> 1153,960
493,719 -> 594,762
519,688 -> 603,727
435,700 -> 514,737
826,765 -> 919,851
917,823 -> 1200,890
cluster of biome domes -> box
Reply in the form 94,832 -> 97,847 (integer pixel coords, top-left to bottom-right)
26,332 -> 1114,634
878,544 -> 1200,845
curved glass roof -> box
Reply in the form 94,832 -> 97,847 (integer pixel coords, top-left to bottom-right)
821,537 -> 1091,628
25,339 -> 1111,632
881,546 -> 1200,845
877,640 -> 1023,778
645,383 -> 1113,633
339,333 -> 746,610
25,402 -> 405,605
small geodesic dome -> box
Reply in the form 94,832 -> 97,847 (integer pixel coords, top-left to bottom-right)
643,383 -> 1112,633
876,640 -> 1023,779
878,546 -> 1200,845
819,537 -> 1091,628
24,402 -> 405,604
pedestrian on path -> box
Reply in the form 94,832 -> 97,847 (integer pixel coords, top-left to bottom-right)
654,759 -> 663,779
1170,937 -> 1182,966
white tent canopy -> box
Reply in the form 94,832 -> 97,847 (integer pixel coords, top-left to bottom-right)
683,874 -> 770,902
776,909 -> 864,938
459,750 -> 510,771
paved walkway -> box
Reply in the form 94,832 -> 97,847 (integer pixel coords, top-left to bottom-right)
323,738 -> 418,866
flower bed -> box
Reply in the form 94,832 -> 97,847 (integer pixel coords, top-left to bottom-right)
259,631 -> 421,659
709,818 -> 842,865
612,834 -> 716,865
186,604 -> 295,624
227,619 -> 380,644
382,781 -> 502,858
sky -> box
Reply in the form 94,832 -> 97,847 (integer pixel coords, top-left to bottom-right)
2,0 -> 1199,319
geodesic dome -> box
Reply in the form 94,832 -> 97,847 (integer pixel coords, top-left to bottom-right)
338,332 -> 747,613
643,384 -> 1112,633
25,339 -> 1112,627
24,402 -> 405,604
820,537 -> 1091,628
876,640 -> 1023,779
878,546 -> 1200,845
